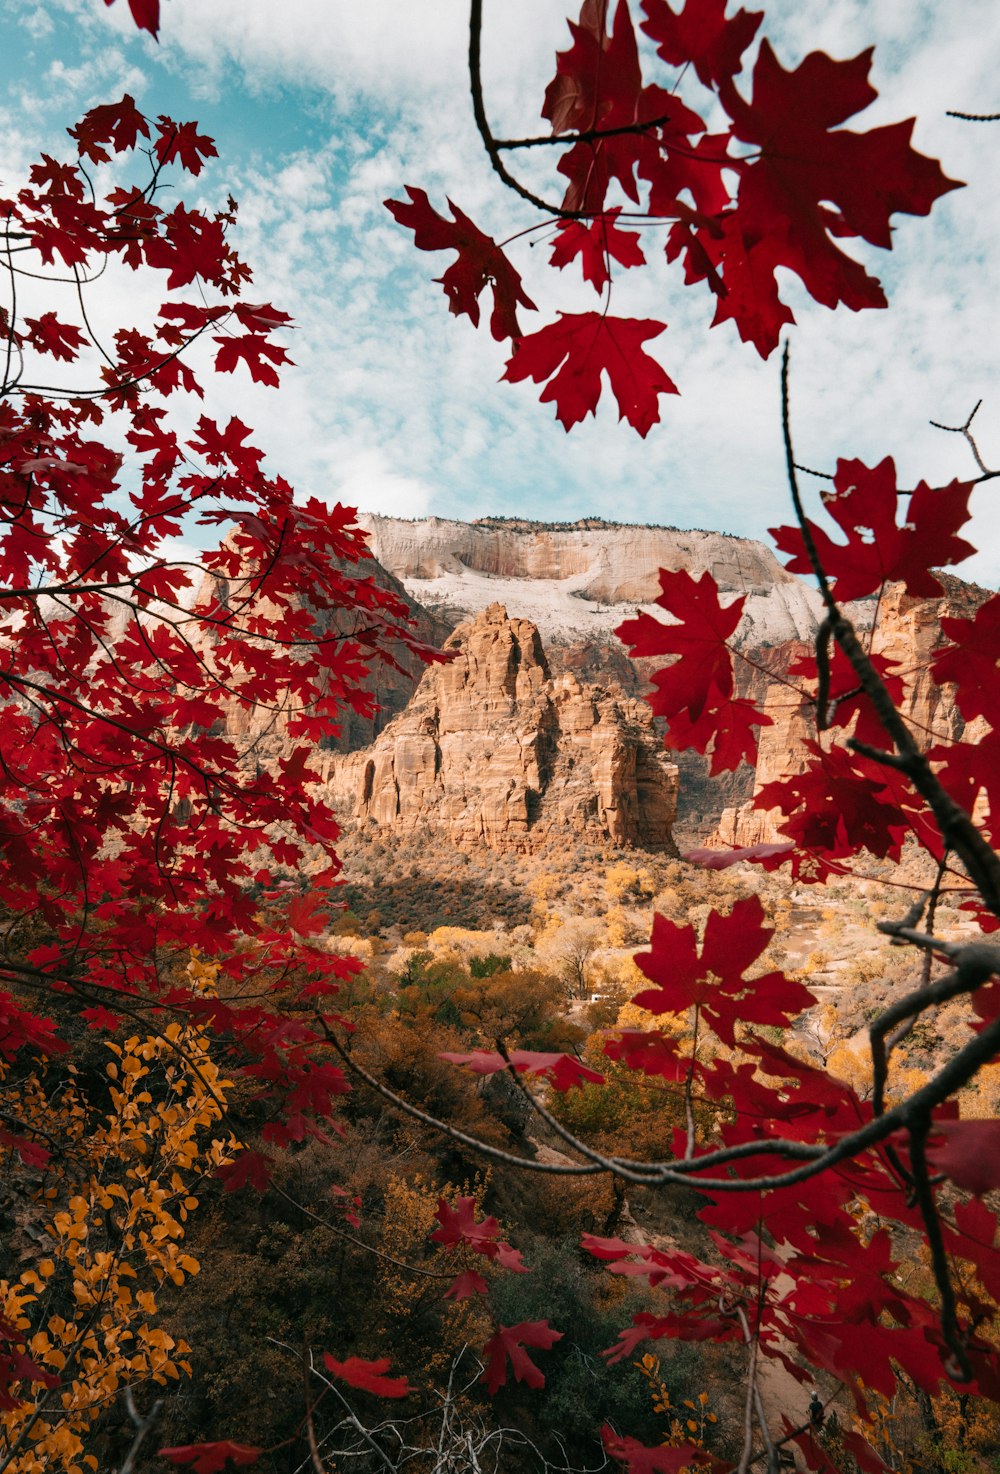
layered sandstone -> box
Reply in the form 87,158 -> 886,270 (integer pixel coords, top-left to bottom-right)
358,514 -> 823,649
320,604 -> 678,852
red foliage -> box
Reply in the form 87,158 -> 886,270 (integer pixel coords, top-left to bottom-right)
322,1355 -> 413,1399
159,1444 -> 262,1474
480,1321 -> 563,1395
0,95 -> 436,1320
23,5 -> 1000,1467
388,0 -> 958,429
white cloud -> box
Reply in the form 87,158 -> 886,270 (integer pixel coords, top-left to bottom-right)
3,0 -> 1000,585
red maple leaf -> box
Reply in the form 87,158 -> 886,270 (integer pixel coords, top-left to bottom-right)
667,210 -> 796,357
104,0 -> 160,38
439,1049 -> 605,1089
640,0 -> 763,87
722,43 -> 961,321
445,1270 -> 489,1300
384,188 -> 535,342
481,1321 -> 562,1395
756,742 -> 911,861
217,1150 -> 272,1193
158,1444 -> 261,1474
603,1424 -> 719,1472
155,117 -> 219,175
430,1197 -> 528,1270
23,313 -> 87,362
503,313 -> 677,435
932,594 -> 1000,725
0,1318 -> 59,1409
286,890 -> 331,939
928,1120 -> 1000,1195
549,208 -> 645,292
543,1 -> 694,213
632,895 -> 814,1045
322,1354 -> 412,1399
772,458 -> 975,600
212,333 -> 292,388
69,94 -> 150,162
618,568 -> 742,711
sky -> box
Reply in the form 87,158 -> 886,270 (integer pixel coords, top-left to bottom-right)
3,0 -> 1000,583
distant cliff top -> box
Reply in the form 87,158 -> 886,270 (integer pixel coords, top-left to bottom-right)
467,515 -> 737,537
357,513 -> 823,647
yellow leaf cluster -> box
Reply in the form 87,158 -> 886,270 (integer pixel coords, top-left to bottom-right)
0,990 -> 235,1474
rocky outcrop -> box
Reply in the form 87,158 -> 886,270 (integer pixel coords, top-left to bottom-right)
320,604 -> 678,852
715,576 -> 989,849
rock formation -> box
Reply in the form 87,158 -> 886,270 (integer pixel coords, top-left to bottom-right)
358,514 -> 823,650
319,604 -> 678,852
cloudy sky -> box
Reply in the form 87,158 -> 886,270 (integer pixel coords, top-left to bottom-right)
4,0 -> 1000,581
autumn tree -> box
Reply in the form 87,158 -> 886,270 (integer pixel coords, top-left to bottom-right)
0,56 -> 436,1448
5,2 -> 1000,1473
378,2 -> 1000,1469
0,981 -> 234,1474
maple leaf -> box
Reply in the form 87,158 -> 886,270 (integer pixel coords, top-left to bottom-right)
158,1444 -> 261,1474
549,208 -> 646,292
439,1049 -> 605,1089
932,594 -> 1000,725
503,313 -> 677,435
603,1425 -> 718,1472
430,1197 -> 528,1269
543,1 -> 695,212
23,312 -> 87,362
0,1126 -> 50,1169
632,895 -> 814,1045
217,1150 -> 272,1193
0,1318 -> 59,1409
384,187 -> 535,342
322,1354 -> 412,1399
661,693 -> 771,772
927,1120 -> 1000,1195
602,1030 -> 691,1082
640,0 -> 763,87
481,1321 -> 562,1395
617,569 -> 755,759
80,1004 -> 123,1030
722,43 -> 961,324
155,117 -> 219,175
772,458 -> 975,600
445,1269 -> 489,1300
667,210 -> 796,357
756,742 -> 911,862
212,333 -> 292,388
286,890 -> 331,939
69,94 -> 150,162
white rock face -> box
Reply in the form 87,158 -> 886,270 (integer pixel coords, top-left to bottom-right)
358,515 -> 823,649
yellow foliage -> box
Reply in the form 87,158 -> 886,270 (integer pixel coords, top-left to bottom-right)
606,863 -> 641,903
0,962 -> 234,1473
635,1353 -> 718,1451
376,1173 -> 493,1383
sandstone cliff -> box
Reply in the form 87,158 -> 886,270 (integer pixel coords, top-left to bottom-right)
319,603 -> 678,852
358,514 -> 823,650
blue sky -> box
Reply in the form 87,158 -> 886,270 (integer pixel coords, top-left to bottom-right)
4,0 -> 1000,582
